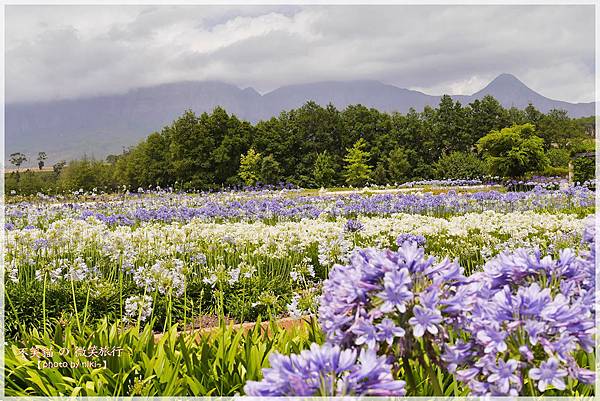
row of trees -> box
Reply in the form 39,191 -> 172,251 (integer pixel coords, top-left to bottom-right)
9,152 -> 47,171
6,95 -> 595,193
111,95 -> 592,189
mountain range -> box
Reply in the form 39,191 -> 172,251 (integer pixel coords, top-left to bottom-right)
5,73 -> 595,165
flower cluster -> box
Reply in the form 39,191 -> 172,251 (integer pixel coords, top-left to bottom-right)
132,259 -> 186,296
344,219 -> 365,233
6,186 -> 593,229
319,240 -> 464,352
248,219 -> 596,396
396,233 -> 426,247
123,295 -> 153,324
244,343 -> 406,396
446,217 -> 596,395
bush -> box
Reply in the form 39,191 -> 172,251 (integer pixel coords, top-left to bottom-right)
540,166 -> 568,177
58,159 -> 117,192
477,123 -> 548,178
5,170 -> 58,196
434,151 -> 487,179
546,148 -> 570,168
573,156 -> 595,183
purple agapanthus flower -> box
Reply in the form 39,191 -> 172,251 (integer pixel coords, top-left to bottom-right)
486,359 -> 521,394
319,242 -> 466,351
243,343 -> 406,396
344,219 -> 365,233
351,318 -> 379,349
408,305 -> 442,337
441,341 -> 473,373
376,269 -> 413,313
476,327 -> 508,354
396,233 -> 426,247
448,219 -> 596,396
376,318 -> 405,345
529,358 -> 568,392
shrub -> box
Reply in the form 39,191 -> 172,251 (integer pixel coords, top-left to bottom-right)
573,156 -> 595,184
546,148 -> 571,168
477,124 -> 548,178
434,151 -> 487,179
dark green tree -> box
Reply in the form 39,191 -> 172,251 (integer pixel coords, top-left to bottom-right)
37,152 -> 47,170
434,151 -> 487,179
9,152 -> 27,169
260,155 -> 282,185
386,147 -> 411,183
52,160 -> 67,178
537,109 -> 586,149
313,151 -> 337,188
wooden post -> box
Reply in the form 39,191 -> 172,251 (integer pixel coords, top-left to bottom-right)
568,160 -> 574,184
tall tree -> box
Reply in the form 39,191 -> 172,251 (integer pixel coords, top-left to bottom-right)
260,155 -> 282,185
386,147 -> 411,183
343,138 -> 372,186
37,152 -> 47,170
239,148 -> 262,186
313,151 -> 337,188
537,109 -> 586,149
9,152 -> 27,169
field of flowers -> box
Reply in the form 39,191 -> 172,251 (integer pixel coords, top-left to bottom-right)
4,183 -> 596,396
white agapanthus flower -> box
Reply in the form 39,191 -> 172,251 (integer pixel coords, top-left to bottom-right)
203,274 -> 218,287
123,295 -> 153,324
228,267 -> 241,285
286,294 -> 302,318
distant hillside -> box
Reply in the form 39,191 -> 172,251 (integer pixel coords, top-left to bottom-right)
5,73 -> 595,164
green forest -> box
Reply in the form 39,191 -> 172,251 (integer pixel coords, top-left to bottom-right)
6,95 -> 596,194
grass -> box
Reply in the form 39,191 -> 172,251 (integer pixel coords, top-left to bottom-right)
5,316 -> 322,396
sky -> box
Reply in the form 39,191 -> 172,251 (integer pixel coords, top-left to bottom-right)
5,4 -> 595,104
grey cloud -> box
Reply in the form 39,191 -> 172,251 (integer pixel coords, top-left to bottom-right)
5,4 -> 595,104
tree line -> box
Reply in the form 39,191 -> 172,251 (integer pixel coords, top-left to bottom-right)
6,95 -> 596,194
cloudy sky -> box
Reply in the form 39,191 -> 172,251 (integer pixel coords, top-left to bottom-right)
5,4 -> 595,104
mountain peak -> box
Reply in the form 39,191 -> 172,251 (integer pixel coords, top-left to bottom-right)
493,72 -> 520,81
485,73 -> 528,89
473,73 -> 539,101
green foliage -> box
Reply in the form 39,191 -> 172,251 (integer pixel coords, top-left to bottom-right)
343,138 -> 372,186
541,166 -> 568,177
372,162 -> 387,185
53,161 -> 67,177
569,138 -> 596,155
239,148 -> 262,186
58,159 -> 117,192
260,155 -> 282,185
537,109 -> 587,149
37,152 -> 47,170
5,99 -> 592,195
5,170 -> 57,195
477,124 -> 548,178
546,148 -> 571,168
573,116 -> 595,137
312,151 -> 337,187
5,317 -> 321,396
434,151 -> 488,179
9,152 -> 27,168
5,280 -> 122,339
573,156 -> 595,183
386,147 -> 412,183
